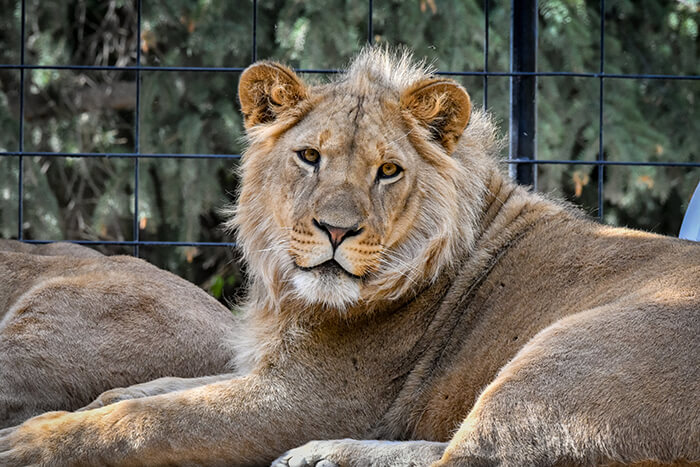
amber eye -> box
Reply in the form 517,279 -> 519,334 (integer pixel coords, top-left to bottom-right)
297,148 -> 320,165
378,162 -> 402,179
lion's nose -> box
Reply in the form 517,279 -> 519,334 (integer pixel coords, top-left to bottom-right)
314,219 -> 362,249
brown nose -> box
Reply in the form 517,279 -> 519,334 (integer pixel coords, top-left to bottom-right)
314,220 -> 362,249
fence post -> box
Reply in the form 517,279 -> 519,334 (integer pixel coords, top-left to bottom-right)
509,0 -> 537,187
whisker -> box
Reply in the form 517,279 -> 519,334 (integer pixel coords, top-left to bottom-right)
386,128 -> 414,147
376,253 -> 421,285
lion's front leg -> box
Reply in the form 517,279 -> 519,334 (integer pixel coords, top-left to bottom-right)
0,373 -> 351,466
273,439 -> 447,467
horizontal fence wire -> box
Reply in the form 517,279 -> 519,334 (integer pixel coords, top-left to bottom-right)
5,0 -> 699,251
20,239 -> 237,248
0,151 -> 242,159
1,63 -> 699,80
2,152 -> 698,168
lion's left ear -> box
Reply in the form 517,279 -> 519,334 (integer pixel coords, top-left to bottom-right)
238,61 -> 308,129
400,78 -> 471,154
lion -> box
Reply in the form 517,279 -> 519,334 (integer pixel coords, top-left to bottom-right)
0,239 -> 237,429
0,48 -> 698,466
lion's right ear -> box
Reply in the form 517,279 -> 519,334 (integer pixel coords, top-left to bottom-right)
400,78 -> 471,155
238,61 -> 308,129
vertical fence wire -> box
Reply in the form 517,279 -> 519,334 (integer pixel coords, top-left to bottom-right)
132,0 -> 142,256
17,0 -> 25,240
483,0 -> 489,109
252,0 -> 258,62
597,0 -> 605,220
368,0 -> 374,45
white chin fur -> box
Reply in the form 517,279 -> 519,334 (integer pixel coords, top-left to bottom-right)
291,270 -> 360,310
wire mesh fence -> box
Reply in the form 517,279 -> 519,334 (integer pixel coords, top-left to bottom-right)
0,0 -> 698,295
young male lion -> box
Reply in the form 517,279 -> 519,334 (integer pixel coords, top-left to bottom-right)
0,48 -> 698,466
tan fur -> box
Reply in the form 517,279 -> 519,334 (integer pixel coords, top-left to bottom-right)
0,48 -> 698,466
0,240 -> 237,429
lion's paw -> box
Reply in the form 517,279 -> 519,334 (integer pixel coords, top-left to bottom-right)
272,439 -> 446,467
272,440 -> 352,467
79,386 -> 146,411
0,411 -> 71,466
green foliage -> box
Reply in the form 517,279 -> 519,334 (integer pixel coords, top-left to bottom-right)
209,273 -> 238,300
0,0 -> 697,302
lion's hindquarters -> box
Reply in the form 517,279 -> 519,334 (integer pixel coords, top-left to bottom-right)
439,302 -> 700,466
0,261 -> 237,428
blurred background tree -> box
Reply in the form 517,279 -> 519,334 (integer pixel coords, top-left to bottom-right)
0,0 -> 697,305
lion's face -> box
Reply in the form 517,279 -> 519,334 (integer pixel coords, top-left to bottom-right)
234,50 -> 480,311
270,95 -> 428,307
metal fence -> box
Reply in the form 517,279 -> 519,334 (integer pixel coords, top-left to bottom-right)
1,0 -> 699,257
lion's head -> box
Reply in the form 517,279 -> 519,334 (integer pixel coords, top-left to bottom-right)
231,48 -> 499,312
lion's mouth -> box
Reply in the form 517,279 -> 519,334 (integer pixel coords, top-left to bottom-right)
297,259 -> 362,280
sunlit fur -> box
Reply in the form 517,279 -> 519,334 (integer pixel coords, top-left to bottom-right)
291,271 -> 360,310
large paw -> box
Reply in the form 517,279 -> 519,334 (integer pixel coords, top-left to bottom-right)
79,386 -> 146,411
0,411 -> 70,466
273,440 -> 347,467
272,439 -> 447,467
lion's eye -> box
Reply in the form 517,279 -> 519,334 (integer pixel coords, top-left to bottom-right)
297,148 -> 320,165
377,162 -> 402,179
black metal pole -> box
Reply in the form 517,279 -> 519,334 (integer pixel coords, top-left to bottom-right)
509,0 -> 537,187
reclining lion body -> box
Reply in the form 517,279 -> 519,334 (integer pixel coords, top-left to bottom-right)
0,240 -> 236,428
0,49 -> 698,466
